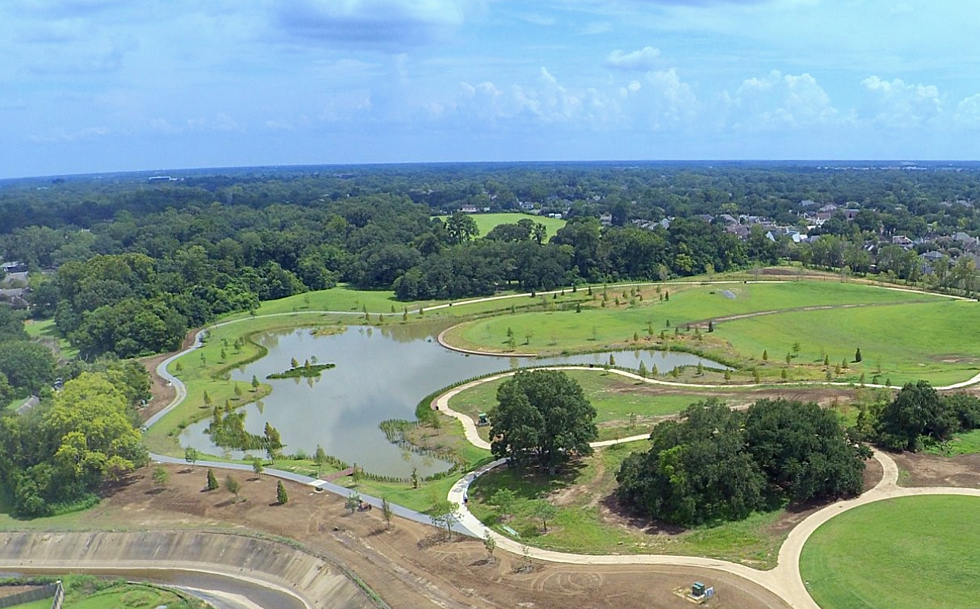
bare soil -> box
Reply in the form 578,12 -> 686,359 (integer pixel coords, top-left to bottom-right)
88,464 -> 791,609
891,452 -> 980,488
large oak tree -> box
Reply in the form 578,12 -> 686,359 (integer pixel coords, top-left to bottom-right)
489,370 -> 597,473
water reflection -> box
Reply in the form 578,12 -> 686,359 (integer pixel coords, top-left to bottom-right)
182,325 -> 724,478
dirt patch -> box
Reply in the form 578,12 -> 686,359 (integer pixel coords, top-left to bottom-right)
77,464 -> 790,609
892,452 -> 980,488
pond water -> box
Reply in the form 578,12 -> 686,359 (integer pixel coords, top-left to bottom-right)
181,324 -> 724,478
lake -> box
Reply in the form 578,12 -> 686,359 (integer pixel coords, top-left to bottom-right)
181,324 -> 723,478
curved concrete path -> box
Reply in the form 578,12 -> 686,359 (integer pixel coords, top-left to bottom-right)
436,368 -> 980,608
450,447 -> 980,609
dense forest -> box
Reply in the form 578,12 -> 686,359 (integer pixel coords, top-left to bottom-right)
1,162 -> 979,359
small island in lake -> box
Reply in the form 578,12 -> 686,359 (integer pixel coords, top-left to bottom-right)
267,363 -> 336,380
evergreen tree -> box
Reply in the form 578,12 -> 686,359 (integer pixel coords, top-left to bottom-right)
206,468 -> 219,491
277,480 -> 289,505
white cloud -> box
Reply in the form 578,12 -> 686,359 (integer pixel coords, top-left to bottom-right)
605,46 -> 661,71
727,70 -> 839,130
185,113 -> 243,132
954,94 -> 980,129
860,76 -> 942,127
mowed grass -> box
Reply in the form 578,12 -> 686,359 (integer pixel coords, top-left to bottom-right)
800,496 -> 980,609
468,445 -> 788,568
446,281 -> 944,355
443,281 -> 971,384
718,299 -> 980,385
448,369 -> 706,441
435,212 -> 567,239
23,317 -> 78,359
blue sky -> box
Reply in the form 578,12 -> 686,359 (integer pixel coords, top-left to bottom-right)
1,0 -> 979,178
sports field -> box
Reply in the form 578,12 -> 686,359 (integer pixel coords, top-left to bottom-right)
800,495 -> 980,609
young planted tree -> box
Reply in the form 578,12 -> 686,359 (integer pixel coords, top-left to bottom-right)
532,500 -> 558,533
152,466 -> 169,488
224,475 -> 241,502
855,348 -> 863,363
346,491 -> 361,514
381,496 -> 393,530
277,480 -> 289,505
428,500 -> 461,540
206,468 -> 219,491
251,375 -> 260,392
184,446 -> 199,465
252,457 -> 264,475
483,530 -> 497,562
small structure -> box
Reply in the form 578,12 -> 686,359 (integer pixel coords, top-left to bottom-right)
477,413 -> 489,427
689,582 -> 715,602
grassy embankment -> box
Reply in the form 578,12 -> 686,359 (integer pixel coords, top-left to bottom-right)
443,281 -> 966,385
467,445 -> 791,569
800,496 -> 980,609
2,577 -> 206,609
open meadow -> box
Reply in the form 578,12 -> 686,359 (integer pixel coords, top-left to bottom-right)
800,495 -> 980,609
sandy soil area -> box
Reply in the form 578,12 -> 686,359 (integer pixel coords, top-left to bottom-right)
97,464 -> 791,609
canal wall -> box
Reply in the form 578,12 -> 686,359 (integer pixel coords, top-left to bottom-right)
0,530 -> 378,609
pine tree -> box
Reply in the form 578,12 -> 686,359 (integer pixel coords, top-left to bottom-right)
762,350 -> 769,361
781,369 -> 788,380
824,354 -> 830,366
206,468 -> 218,491
251,375 -> 260,392
277,480 -> 289,505
855,348 -> 863,363
708,321 -> 714,332
724,369 -> 731,380
652,364 -> 659,376
638,361 -> 648,377
696,362 -> 704,376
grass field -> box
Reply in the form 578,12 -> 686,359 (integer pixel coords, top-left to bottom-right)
443,281 -> 969,384
718,299 -> 980,385
448,370 -> 709,441
23,317 -> 78,359
435,212 -> 566,239
467,444 -> 788,568
800,496 -> 980,609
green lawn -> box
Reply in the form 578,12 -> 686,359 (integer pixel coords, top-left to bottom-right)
718,299 -> 980,385
468,445 -> 788,568
435,212 -> 566,239
448,369 -> 707,442
23,317 -> 78,359
923,428 -> 980,456
444,281 -> 970,384
800,496 -> 980,609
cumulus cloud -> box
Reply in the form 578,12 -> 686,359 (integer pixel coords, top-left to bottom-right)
605,46 -> 661,71
269,0 -> 479,49
449,64 -> 697,133
726,70 -> 839,130
860,76 -> 942,127
954,94 -> 980,129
